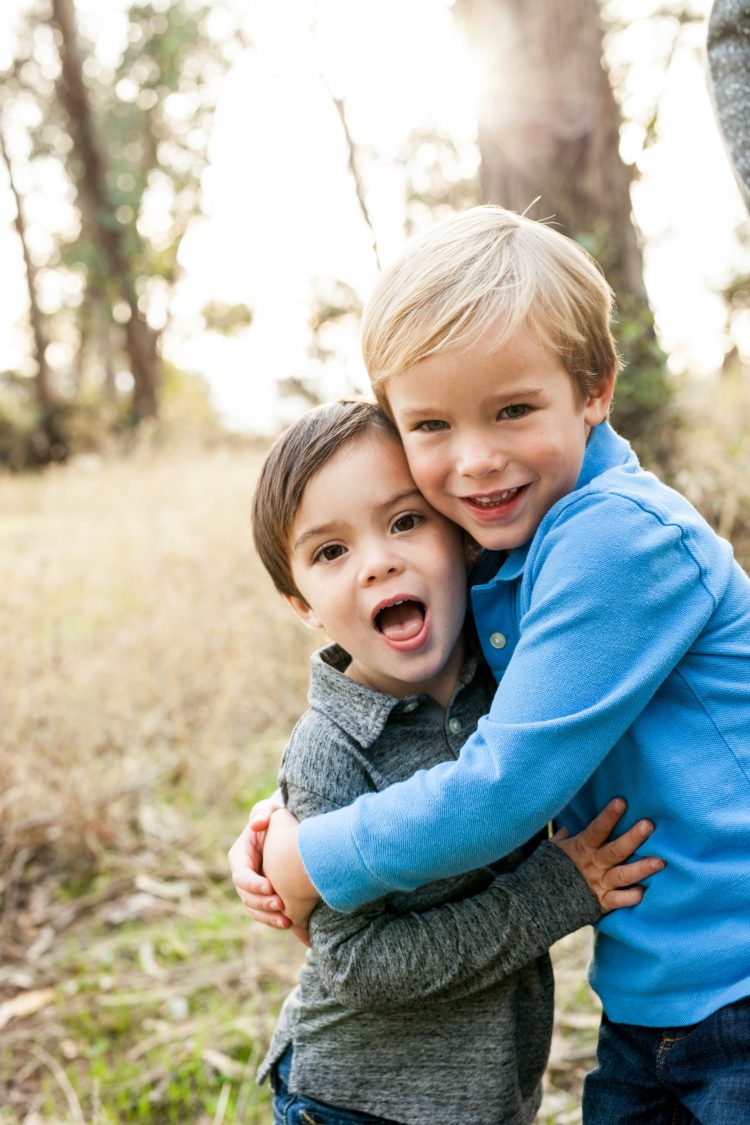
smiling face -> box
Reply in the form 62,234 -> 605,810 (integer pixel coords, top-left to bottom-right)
285,431 -> 468,707
386,324 -> 615,553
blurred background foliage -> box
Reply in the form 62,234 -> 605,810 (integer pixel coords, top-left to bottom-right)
0,0 -> 747,472
0,0 -> 250,465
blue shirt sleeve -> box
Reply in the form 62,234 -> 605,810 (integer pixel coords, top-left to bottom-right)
298,491 -> 730,911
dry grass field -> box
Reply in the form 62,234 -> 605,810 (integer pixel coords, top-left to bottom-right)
1,384 -> 748,1123
1,442 -> 314,1123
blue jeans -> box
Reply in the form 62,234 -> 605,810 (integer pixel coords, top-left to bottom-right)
271,1047 -> 398,1125
583,997 -> 750,1124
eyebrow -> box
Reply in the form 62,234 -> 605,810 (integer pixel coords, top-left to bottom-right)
377,487 -> 423,511
292,487 -> 423,552
398,388 -> 546,419
293,521 -> 338,552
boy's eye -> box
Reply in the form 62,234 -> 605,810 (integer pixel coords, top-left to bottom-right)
391,512 -> 423,534
414,419 -> 448,432
313,543 -> 346,563
499,403 -> 531,420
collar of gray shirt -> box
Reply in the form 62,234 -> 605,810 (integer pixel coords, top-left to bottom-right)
307,640 -> 482,749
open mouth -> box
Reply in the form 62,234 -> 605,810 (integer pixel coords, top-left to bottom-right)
374,598 -> 427,643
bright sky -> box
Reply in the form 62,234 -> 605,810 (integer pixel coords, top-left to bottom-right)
170,0 -> 481,430
0,0 -> 748,432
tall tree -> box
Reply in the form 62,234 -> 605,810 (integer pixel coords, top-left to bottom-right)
0,76 -> 70,463
0,0 -> 245,459
454,0 -> 673,454
0,118 -> 53,416
50,0 -> 160,420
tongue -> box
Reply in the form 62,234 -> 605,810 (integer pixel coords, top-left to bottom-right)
378,602 -> 424,641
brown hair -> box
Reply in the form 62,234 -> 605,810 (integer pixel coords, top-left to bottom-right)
252,399 -> 400,598
362,205 -> 621,406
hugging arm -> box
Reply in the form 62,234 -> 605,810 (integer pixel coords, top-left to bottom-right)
309,842 -> 592,1011
291,782 -> 659,1012
298,496 -> 721,910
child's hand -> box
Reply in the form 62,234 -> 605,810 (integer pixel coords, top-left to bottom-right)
263,808 -> 321,930
551,798 -> 664,913
228,798 -> 292,930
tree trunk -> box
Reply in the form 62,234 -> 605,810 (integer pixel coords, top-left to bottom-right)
458,0 -> 646,299
0,114 -> 69,460
50,0 -> 160,422
453,0 -> 673,456
0,121 -> 54,411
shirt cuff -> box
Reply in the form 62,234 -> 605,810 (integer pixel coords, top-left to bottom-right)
298,805 -> 393,912
505,839 -> 603,937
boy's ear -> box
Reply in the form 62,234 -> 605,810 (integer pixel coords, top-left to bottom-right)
284,593 -> 323,631
583,367 -> 617,427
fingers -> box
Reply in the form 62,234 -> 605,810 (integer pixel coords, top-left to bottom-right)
234,879 -> 291,925
228,824 -> 266,878
248,907 -> 292,929
248,798 -> 280,831
232,863 -> 269,893
578,798 -> 627,847
549,826 -> 570,843
234,881 -> 285,911
599,819 -> 655,866
606,856 -> 664,888
598,854 -> 665,913
603,886 -> 644,910
229,800 -> 296,933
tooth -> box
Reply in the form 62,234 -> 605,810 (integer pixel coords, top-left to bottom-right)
473,487 -> 518,506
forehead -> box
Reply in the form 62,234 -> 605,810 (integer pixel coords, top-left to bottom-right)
294,431 -> 414,524
386,324 -> 566,407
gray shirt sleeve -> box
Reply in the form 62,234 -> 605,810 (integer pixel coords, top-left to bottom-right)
286,776 -> 601,1012
708,0 -> 750,207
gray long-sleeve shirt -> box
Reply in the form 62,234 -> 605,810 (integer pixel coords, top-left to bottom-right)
708,0 -> 750,206
258,643 -> 600,1125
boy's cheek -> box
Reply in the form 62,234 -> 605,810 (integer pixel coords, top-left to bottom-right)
433,493 -> 474,532
432,492 -> 476,534
405,460 -> 450,510
400,447 -> 463,522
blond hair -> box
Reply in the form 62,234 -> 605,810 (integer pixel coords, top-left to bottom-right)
362,205 -> 621,405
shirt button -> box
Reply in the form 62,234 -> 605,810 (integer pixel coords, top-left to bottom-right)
448,717 -> 462,735
490,632 -> 507,650
403,700 -> 419,713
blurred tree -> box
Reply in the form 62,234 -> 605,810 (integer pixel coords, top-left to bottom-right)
0,114 -> 56,427
453,0 -> 675,458
200,301 -> 253,337
402,126 -> 481,236
326,89 -> 382,271
0,0 -> 248,461
51,0 -> 159,421
277,278 -> 364,412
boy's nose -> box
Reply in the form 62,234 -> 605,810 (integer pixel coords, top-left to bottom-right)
456,441 -> 507,479
358,549 -> 403,586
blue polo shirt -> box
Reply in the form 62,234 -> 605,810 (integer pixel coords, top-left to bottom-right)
298,422 -> 750,1026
